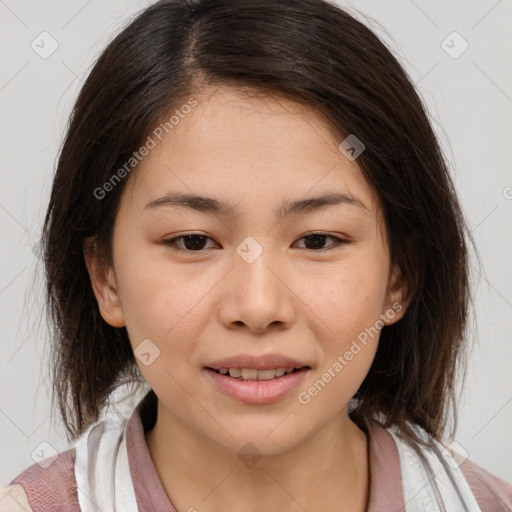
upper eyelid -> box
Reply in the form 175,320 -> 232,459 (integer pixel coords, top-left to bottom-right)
164,231 -> 344,241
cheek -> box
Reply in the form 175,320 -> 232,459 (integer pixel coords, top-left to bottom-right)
297,270 -> 383,412
115,249 -> 210,346
300,256 -> 389,336
295,253 -> 389,402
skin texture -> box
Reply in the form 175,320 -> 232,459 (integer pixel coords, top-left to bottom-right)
84,85 -> 410,512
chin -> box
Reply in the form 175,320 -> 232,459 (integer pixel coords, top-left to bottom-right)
208,421 -> 309,459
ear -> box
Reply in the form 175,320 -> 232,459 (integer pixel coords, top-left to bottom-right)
83,236 -> 126,328
381,264 -> 413,326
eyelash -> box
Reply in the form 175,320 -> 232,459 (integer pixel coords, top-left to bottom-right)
161,232 -> 350,253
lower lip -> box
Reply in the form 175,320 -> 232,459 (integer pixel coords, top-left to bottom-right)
204,367 -> 310,405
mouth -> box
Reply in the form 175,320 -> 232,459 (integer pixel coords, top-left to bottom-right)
204,365 -> 311,404
206,366 -> 310,381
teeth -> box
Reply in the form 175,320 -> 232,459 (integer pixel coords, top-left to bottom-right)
241,368 -> 258,380
256,369 -> 278,381
220,367 -> 296,380
228,368 -> 241,378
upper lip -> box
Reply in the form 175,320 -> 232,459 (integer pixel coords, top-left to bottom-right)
205,353 -> 311,371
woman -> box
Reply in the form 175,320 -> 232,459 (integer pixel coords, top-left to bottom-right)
1,0 -> 511,510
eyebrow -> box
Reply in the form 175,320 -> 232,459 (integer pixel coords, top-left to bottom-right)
144,191 -> 369,217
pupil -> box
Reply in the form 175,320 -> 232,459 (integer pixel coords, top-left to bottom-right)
184,235 -> 206,250
304,234 -> 326,250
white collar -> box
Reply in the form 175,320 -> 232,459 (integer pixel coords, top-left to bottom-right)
73,384 -> 482,512
387,426 -> 482,511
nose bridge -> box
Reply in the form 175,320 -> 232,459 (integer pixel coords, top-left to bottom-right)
235,234 -> 281,293
221,234 -> 294,331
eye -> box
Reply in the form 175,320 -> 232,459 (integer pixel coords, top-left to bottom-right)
293,232 -> 349,251
162,233 -> 217,252
161,232 -> 349,253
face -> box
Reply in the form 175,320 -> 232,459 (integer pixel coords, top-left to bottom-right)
85,85 -> 409,456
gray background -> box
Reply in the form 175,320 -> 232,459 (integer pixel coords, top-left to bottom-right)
1,0 -> 511,485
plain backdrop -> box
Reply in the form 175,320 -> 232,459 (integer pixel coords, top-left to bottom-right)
1,0 -> 511,485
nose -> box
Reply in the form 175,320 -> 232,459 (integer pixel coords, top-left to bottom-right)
217,242 -> 296,333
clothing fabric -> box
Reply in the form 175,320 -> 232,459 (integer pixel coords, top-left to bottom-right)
387,427 -> 481,511
2,387 -> 512,512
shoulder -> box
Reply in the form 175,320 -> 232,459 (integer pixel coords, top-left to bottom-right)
457,454 -> 512,512
1,448 -> 80,512
366,418 -> 512,512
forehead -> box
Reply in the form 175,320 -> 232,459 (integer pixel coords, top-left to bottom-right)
125,85 -> 380,216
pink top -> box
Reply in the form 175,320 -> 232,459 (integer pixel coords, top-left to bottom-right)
2,395 -> 512,511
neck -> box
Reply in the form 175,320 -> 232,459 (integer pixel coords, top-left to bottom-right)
145,401 -> 370,512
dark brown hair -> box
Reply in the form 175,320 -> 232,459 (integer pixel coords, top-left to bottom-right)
41,0 -> 476,446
